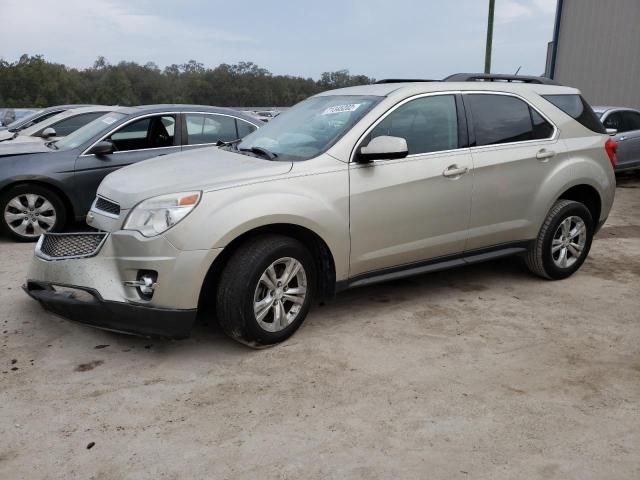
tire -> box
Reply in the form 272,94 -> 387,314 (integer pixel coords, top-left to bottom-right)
215,234 -> 316,347
0,184 -> 67,242
525,199 -> 594,280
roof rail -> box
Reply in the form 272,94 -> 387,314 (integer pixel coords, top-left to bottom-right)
443,73 -> 560,85
374,79 -> 436,84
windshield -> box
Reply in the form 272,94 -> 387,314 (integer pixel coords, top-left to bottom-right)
55,112 -> 126,150
236,95 -> 381,161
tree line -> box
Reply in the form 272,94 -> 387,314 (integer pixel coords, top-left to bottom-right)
0,55 -> 375,108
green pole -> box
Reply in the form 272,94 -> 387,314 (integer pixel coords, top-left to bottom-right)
484,0 -> 495,74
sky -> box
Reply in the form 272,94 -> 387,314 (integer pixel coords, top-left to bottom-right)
0,0 -> 558,79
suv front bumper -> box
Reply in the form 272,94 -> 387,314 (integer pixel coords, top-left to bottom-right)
24,281 -> 196,338
24,231 -> 221,338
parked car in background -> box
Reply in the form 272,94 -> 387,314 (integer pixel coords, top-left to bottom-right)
0,106 -> 114,144
0,108 -> 15,126
594,106 -> 640,173
0,104 -> 94,133
0,105 -> 260,240
13,108 -> 38,122
23,76 -> 616,346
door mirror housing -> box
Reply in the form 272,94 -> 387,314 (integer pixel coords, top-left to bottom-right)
89,140 -> 114,156
356,136 -> 409,163
40,127 -> 56,139
606,128 -> 618,136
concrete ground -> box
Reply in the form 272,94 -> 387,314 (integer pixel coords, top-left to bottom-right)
1,176 -> 639,480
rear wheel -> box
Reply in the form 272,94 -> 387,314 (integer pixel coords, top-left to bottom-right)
525,199 -> 594,279
0,184 -> 67,242
215,235 -> 316,347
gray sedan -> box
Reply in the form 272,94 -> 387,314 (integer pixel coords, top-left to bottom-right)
0,105 -> 259,241
595,106 -> 640,172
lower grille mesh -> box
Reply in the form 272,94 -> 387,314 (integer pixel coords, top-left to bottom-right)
37,233 -> 107,259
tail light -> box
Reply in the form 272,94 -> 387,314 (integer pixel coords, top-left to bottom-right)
605,139 -> 618,168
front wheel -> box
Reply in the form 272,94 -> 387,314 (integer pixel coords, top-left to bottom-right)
0,184 -> 67,242
525,199 -> 594,280
215,235 -> 316,347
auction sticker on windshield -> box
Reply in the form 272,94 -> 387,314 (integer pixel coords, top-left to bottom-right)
101,116 -> 118,124
322,104 -> 361,115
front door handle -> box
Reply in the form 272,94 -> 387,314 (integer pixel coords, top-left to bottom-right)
442,164 -> 469,178
536,149 -> 556,161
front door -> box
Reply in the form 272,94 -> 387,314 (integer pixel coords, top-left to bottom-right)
349,94 -> 473,277
72,114 -> 181,213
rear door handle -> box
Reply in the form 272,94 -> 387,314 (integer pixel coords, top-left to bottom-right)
442,164 -> 469,178
536,149 -> 556,161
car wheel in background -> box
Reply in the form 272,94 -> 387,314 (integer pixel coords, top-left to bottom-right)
215,234 -> 316,347
525,199 -> 594,280
0,184 -> 67,242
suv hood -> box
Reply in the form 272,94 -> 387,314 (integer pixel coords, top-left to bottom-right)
97,146 -> 293,209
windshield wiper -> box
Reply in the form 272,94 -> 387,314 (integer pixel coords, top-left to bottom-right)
216,138 -> 243,147
45,140 -> 58,150
239,146 -> 278,160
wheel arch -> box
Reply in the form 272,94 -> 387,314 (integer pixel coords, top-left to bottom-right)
197,223 -> 338,314
556,183 -> 602,229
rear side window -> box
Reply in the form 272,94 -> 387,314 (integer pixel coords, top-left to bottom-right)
542,94 -> 606,133
466,94 -> 554,146
622,111 -> 640,131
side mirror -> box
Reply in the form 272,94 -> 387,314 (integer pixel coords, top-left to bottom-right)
606,128 -> 618,136
40,127 -> 56,139
89,140 -> 114,156
356,135 -> 409,163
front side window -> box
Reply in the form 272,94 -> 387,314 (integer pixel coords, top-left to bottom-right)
603,112 -> 624,132
367,95 -> 458,155
41,112 -> 105,137
109,115 -> 176,151
185,114 -> 238,145
467,94 -> 553,146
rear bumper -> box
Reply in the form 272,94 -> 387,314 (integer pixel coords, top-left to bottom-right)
24,280 -> 197,338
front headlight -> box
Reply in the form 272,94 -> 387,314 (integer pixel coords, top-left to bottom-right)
123,191 -> 201,237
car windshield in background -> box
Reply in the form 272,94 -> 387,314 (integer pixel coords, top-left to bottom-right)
55,112 -> 126,150
236,95 -> 381,161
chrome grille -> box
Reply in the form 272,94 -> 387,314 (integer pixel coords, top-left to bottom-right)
36,233 -> 108,260
94,197 -> 121,216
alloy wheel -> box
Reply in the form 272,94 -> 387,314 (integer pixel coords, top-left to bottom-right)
551,216 -> 586,269
253,257 -> 308,332
3,194 -> 57,238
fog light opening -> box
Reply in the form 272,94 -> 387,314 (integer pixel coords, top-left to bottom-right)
137,270 -> 158,300
123,270 -> 158,300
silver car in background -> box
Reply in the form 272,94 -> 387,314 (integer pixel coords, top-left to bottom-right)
595,106 -> 640,172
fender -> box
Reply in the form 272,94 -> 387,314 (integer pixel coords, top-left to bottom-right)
167,167 -> 351,280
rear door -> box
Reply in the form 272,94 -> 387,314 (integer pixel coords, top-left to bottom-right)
72,113 -> 181,213
181,113 -> 257,151
464,92 -> 561,250
607,110 -> 640,169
